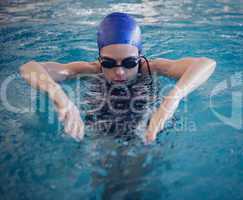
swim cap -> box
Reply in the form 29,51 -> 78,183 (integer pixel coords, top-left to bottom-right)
97,12 -> 142,54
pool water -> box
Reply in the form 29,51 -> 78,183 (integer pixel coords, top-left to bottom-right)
0,0 -> 243,199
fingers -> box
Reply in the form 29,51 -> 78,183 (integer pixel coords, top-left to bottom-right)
57,103 -> 85,141
144,131 -> 156,145
77,120 -> 85,140
67,109 -> 84,141
145,117 -> 164,145
64,109 -> 75,134
72,110 -> 85,140
145,120 -> 165,144
56,106 -> 66,122
73,108 -> 85,140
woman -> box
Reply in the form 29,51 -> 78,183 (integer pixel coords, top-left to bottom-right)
20,12 -> 216,144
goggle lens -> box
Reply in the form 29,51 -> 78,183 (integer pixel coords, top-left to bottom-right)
100,56 -> 140,69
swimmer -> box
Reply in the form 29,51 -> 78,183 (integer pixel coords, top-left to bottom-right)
20,12 -> 216,144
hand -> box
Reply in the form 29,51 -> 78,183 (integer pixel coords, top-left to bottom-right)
54,97 -> 84,141
145,95 -> 180,144
144,109 -> 166,144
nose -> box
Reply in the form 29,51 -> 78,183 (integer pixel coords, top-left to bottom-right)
114,67 -> 125,79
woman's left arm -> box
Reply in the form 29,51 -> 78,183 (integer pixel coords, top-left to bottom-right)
145,57 -> 216,143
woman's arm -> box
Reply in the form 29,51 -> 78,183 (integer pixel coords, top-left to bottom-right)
145,57 -> 216,143
20,60 -> 100,82
19,60 -> 100,140
20,60 -> 100,110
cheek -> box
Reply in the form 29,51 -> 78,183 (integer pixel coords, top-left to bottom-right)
127,67 -> 138,77
102,68 -> 114,79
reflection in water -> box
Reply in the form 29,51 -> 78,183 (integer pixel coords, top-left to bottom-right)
87,136 -> 173,199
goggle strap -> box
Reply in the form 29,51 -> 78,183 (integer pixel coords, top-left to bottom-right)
140,55 -> 152,76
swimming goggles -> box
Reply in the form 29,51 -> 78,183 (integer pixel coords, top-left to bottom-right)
98,56 -> 141,69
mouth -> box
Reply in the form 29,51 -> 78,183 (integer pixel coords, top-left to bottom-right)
113,79 -> 126,83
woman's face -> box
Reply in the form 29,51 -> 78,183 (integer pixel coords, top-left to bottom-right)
99,44 -> 139,84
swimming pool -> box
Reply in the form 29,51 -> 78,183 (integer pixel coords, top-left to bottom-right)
0,0 -> 243,199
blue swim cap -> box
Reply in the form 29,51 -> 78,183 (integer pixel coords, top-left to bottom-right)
97,12 -> 142,54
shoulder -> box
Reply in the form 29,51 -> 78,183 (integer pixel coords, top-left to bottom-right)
140,57 -> 173,74
65,60 -> 101,74
141,57 -> 213,78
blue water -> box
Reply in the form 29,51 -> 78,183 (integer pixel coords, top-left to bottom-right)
0,0 -> 243,199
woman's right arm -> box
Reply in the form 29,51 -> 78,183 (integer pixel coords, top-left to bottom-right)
20,60 -> 99,109
19,60 -> 100,140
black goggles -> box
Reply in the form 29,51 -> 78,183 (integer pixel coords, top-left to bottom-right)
98,56 -> 141,69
